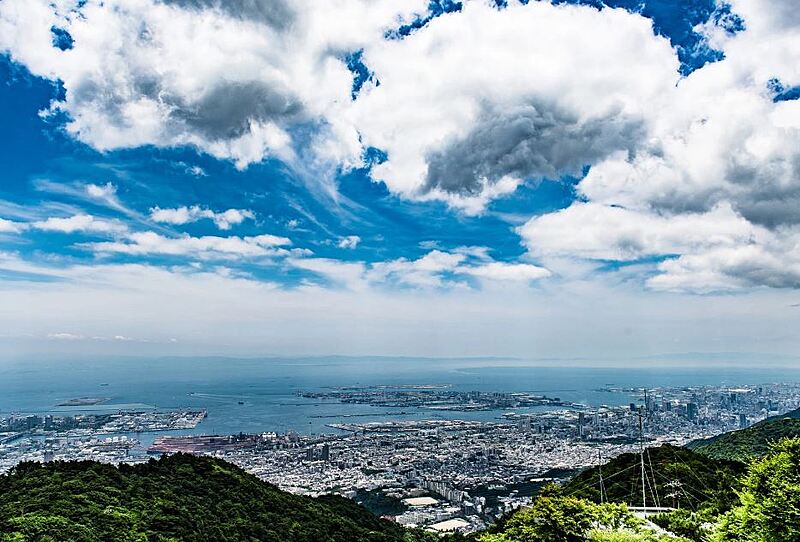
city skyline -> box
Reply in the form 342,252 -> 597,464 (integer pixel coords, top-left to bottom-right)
1,0 -> 799,360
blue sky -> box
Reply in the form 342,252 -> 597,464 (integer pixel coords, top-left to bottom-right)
0,49 -> 571,282
0,0 -> 798,360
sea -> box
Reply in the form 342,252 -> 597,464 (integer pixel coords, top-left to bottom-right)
2,356 -> 800,446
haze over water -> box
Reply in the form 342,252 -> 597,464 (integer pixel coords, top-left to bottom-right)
3,357 -> 799,442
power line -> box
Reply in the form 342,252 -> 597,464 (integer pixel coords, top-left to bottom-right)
639,409 -> 647,513
598,449 -> 606,504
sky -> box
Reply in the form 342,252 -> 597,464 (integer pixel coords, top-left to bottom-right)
0,0 -> 799,362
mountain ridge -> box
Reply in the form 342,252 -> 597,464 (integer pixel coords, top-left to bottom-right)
0,453 -> 434,542
687,407 -> 800,462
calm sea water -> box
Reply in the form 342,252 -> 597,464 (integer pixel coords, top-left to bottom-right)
2,357 -> 799,444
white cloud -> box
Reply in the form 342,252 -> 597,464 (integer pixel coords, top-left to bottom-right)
149,207 -> 194,225
519,202 -> 761,262
3,253 -> 799,359
149,205 -> 255,230
0,0 -> 429,168
649,236 -> 800,293
519,202 -> 800,293
84,182 -> 135,215
187,165 -> 206,177
334,0 -> 678,212
46,331 -> 139,342
33,213 -> 128,234
372,252 -> 465,287
87,230 -> 291,258
0,218 -> 26,233
85,182 -> 117,200
337,235 -> 361,249
499,0 -> 800,292
0,0 -> 675,205
290,257 -> 368,290
461,262 -> 551,282
47,332 -> 84,340
292,249 -> 550,290
3,0 -> 800,294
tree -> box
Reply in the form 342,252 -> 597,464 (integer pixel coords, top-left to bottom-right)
711,437 -> 800,542
475,486 -> 643,542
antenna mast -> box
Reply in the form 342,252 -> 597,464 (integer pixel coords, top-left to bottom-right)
598,450 -> 605,504
639,406 -> 647,515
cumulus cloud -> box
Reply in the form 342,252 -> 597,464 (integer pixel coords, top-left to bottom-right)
33,213 -> 128,234
87,231 -> 291,258
161,0 -> 296,28
0,0 -> 429,167
368,250 -> 467,288
337,235 -> 361,249
424,104 -> 643,198
0,218 -> 26,233
150,205 -> 255,230
0,0 -> 675,195
649,243 -> 800,293
3,0 -> 800,293
187,165 -> 207,177
519,203 -> 760,262
292,249 -> 550,289
340,0 -> 678,211
85,182 -> 117,200
519,202 -> 800,293
461,262 -> 551,282
506,0 -> 800,292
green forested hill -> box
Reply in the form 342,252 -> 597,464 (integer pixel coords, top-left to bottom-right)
688,413 -> 800,463
562,445 -> 744,513
0,454 -> 433,542
471,487 -> 691,542
467,438 -> 800,542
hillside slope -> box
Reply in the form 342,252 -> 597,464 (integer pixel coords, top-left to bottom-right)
562,445 -> 744,512
688,411 -> 800,463
0,454 -> 433,542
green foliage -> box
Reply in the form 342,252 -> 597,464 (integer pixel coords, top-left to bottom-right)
650,509 -> 714,542
470,486 -> 693,542
588,530 -> 690,542
563,445 -> 743,514
710,437 -> 800,542
476,435 -> 800,542
0,454 -> 436,542
473,485 -> 649,542
689,415 -> 800,463
6,432 -> 800,542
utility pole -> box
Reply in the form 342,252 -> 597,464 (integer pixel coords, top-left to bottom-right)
639,409 -> 647,514
598,450 -> 605,504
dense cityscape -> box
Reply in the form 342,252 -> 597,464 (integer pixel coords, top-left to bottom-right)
2,382 -> 799,533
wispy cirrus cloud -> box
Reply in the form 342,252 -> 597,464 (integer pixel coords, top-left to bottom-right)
1,0 -> 799,299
